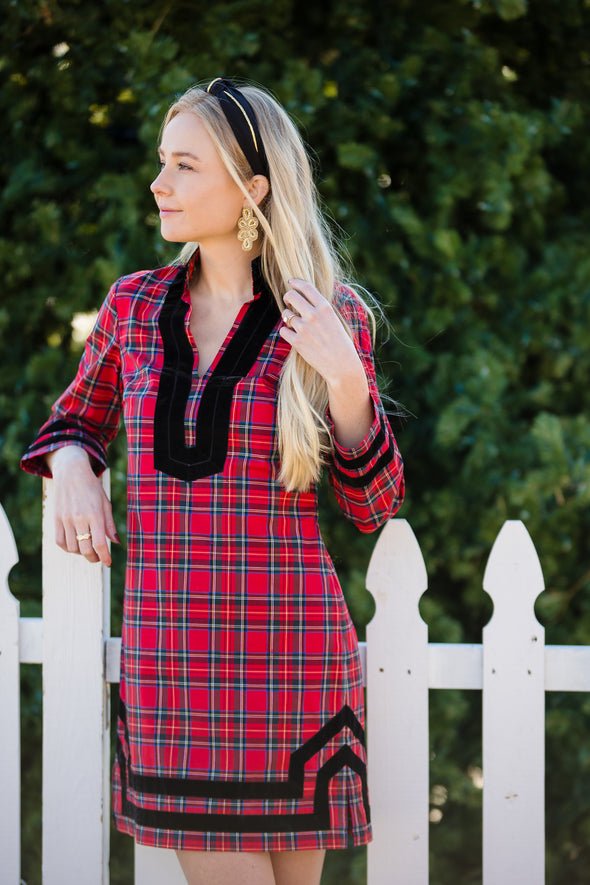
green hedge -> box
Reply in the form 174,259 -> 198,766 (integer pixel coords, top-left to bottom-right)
3,1 -> 590,882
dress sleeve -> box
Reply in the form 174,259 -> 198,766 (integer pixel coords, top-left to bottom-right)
326,286 -> 405,533
20,282 -> 123,478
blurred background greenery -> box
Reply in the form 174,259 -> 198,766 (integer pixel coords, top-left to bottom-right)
3,0 -> 590,882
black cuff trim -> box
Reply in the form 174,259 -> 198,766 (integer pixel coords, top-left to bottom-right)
333,413 -> 387,470
154,259 -> 280,482
23,420 -> 106,463
331,438 -> 397,489
116,701 -> 369,833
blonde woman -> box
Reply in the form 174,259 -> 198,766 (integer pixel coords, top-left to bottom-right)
21,79 -> 404,885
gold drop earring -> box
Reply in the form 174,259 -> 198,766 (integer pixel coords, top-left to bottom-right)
237,207 -> 259,252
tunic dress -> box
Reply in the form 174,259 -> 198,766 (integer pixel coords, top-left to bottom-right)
21,253 -> 404,852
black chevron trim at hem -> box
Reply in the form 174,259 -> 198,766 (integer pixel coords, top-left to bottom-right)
116,702 -> 370,833
118,701 -> 364,799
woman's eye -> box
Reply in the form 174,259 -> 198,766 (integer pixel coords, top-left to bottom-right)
156,159 -> 193,171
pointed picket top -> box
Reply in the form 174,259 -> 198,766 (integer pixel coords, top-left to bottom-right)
482,520 -> 546,884
0,502 -> 19,597
366,518 -> 428,613
483,520 -> 544,622
366,521 -> 430,884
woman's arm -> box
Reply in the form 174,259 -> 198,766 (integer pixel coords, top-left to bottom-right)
323,363 -> 375,450
279,278 -> 404,531
21,280 -> 123,479
22,282 -> 124,565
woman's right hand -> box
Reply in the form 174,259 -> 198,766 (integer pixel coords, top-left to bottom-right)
46,446 -> 120,567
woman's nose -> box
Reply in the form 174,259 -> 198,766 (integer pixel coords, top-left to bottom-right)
150,170 -> 170,195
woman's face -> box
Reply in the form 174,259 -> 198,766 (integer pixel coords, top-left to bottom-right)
151,112 -> 245,246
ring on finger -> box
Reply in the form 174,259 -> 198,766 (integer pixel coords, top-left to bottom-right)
76,531 -> 92,542
283,311 -> 296,330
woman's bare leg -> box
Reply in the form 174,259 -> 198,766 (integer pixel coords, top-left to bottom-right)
175,849 -> 276,885
270,849 -> 326,885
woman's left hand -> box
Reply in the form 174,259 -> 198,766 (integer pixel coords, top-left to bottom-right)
279,279 -> 363,386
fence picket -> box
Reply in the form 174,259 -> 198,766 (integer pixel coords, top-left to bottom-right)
42,477 -> 111,885
0,503 -> 21,885
365,519 -> 429,885
482,520 -> 545,885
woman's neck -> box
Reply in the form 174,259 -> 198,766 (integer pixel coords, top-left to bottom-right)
192,240 -> 260,306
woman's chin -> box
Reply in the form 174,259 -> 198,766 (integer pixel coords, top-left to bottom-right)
159,229 -> 189,244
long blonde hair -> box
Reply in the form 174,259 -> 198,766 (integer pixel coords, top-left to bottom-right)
164,82 -> 369,492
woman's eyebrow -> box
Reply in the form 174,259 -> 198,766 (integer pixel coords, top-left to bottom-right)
157,148 -> 201,161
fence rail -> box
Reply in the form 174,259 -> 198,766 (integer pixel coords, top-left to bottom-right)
1,476 -> 588,884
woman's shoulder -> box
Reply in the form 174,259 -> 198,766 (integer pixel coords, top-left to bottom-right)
112,262 -> 182,298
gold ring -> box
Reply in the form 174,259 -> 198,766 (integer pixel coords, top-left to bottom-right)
284,311 -> 296,330
76,532 -> 92,542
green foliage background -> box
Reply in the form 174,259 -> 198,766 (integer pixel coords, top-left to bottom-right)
3,0 -> 590,882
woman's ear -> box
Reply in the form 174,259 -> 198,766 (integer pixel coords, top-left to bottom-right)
246,174 -> 270,207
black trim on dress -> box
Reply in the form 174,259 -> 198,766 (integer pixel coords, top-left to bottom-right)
331,445 -> 397,488
116,701 -> 370,833
331,412 -> 397,488
153,259 -> 280,482
333,414 -> 388,470
24,419 -> 107,461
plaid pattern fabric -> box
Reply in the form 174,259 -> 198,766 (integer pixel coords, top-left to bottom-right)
21,255 -> 404,851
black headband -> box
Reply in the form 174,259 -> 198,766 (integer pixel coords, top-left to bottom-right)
206,78 -> 269,180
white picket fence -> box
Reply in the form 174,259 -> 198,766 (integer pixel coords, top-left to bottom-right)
2,477 -> 590,885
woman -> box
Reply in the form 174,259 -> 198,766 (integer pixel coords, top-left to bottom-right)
21,78 -> 404,885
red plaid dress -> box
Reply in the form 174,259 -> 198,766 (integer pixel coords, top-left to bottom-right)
21,254 -> 404,851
